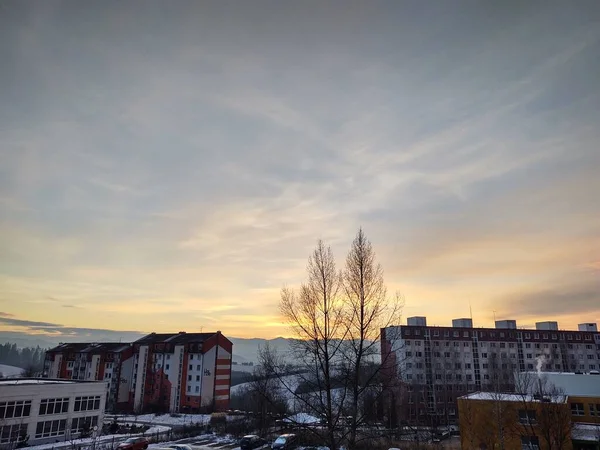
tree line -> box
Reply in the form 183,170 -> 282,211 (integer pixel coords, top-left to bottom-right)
0,342 -> 47,373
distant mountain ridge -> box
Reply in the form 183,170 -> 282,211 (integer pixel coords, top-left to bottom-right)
0,332 -> 296,364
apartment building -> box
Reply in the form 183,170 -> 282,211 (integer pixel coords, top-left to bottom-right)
0,378 -> 106,447
381,317 -> 600,424
131,331 -> 232,413
44,342 -> 134,412
458,372 -> 600,450
43,330 -> 233,414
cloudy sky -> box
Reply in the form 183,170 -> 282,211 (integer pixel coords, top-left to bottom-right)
1,1 -> 599,341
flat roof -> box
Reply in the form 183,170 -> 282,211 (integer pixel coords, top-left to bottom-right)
460,392 -> 566,403
0,378 -> 106,386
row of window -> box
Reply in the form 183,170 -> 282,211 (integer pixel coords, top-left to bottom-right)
0,401 -> 32,419
571,402 -> 600,416
404,328 -> 594,341
34,416 -> 99,439
405,340 -> 597,351
40,398 -> 69,415
74,396 -> 101,412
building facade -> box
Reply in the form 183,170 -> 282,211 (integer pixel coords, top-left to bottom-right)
44,343 -> 134,412
43,331 -> 233,414
0,379 -> 106,448
130,331 -> 232,413
381,317 -> 600,424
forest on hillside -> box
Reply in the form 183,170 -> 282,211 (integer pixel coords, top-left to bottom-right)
0,342 -> 47,372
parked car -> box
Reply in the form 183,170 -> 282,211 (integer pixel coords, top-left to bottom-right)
240,435 -> 265,450
117,437 -> 149,450
271,434 -> 297,449
169,445 -> 193,450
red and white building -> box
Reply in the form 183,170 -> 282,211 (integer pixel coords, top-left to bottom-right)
44,331 -> 232,413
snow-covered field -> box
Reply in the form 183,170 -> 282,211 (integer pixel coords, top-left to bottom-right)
0,363 -> 23,377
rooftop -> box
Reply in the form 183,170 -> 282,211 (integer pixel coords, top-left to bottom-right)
518,371 -> 600,397
460,392 -> 566,403
47,342 -> 131,353
0,378 -> 106,386
134,331 -> 221,345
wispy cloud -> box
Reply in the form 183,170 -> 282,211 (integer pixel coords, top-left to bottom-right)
0,1 -> 598,337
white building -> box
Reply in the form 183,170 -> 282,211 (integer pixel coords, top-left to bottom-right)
0,378 -> 107,447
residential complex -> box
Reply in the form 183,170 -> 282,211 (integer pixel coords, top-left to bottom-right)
0,378 -> 107,447
43,331 -> 232,414
381,317 -> 600,423
458,372 -> 600,450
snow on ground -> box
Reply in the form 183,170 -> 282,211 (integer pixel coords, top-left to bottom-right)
0,364 -> 23,377
284,413 -> 321,425
27,427 -> 174,450
110,413 -> 211,426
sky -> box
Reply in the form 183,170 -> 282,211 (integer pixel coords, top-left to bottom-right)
0,0 -> 599,341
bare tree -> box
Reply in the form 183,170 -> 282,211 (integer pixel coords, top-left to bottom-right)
341,228 -> 404,449
513,372 -> 572,450
279,240 -> 347,450
20,365 -> 37,378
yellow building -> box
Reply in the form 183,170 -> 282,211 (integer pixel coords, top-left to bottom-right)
458,373 -> 600,450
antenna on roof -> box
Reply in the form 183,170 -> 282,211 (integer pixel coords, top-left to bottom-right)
469,301 -> 473,322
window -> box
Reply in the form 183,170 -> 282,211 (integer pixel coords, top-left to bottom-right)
525,333 -> 530,339
444,352 -> 451,357
415,329 -> 421,335
576,335 -> 582,341
196,375 -> 200,381
456,374 -> 462,381
463,332 -> 469,337
589,404 -> 600,416
416,374 -> 424,380
190,355 -> 194,360
35,419 -> 67,438
406,363 -> 412,369
415,341 -> 422,346
465,363 -> 471,369
187,386 -> 191,392
39,398 -> 69,415
484,374 -> 489,380
406,374 -> 413,380
189,364 -> 193,370
527,364 -> 533,369
552,334 -> 557,340
490,343 -> 496,348
0,424 -> 28,444
416,352 -> 422,357
455,352 -> 461,358
74,396 -> 100,412
481,352 -> 488,358
521,436 -> 539,450
434,352 -> 441,357
586,344 -> 593,350
466,374 -> 472,381
453,331 -> 459,337
434,341 -> 440,346
519,410 -> 537,424
588,355 -> 594,360
568,334 -> 573,340
71,416 -> 98,433
405,351 -> 412,357
525,343 -> 531,349
195,386 -> 199,393
433,330 -> 439,336
197,364 -> 201,370
455,363 -> 461,369
416,363 -> 423,369
500,343 -> 506,348
571,403 -> 585,416
435,374 -> 442,380
167,354 -> 170,360
454,342 -> 460,347
0,400 -> 32,419
405,329 -> 411,335
464,342 -> 470,347
482,363 -> 488,369
526,354 -> 532,359
534,333 -> 539,339
165,364 -> 169,370
188,375 -> 192,381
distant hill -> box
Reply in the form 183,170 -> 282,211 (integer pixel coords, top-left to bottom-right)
0,333 -> 296,365
0,364 -> 23,378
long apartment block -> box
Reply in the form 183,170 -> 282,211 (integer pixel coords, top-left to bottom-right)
43,331 -> 232,414
381,317 -> 600,422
